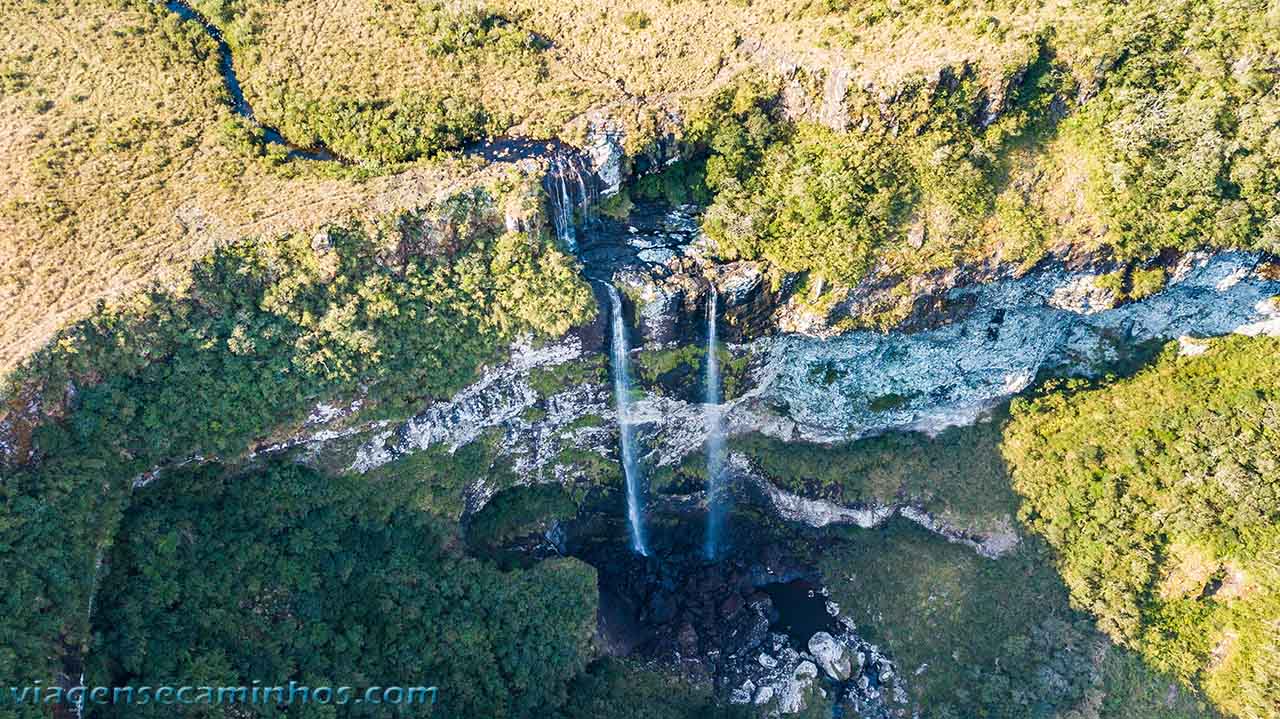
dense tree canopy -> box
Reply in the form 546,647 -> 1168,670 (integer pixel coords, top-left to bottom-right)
0,206 -> 594,706
677,0 -> 1280,317
88,462 -> 598,718
1003,336 -> 1280,718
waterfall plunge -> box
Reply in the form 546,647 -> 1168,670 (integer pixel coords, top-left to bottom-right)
703,286 -> 728,560
606,285 -> 650,556
549,151 -> 645,554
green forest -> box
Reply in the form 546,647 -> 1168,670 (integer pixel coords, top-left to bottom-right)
0,189 -> 594,714
89,462 -> 597,718
1004,336 -> 1280,718
3,0 -> 1280,717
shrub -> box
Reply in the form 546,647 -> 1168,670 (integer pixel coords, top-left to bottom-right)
621,10 -> 651,31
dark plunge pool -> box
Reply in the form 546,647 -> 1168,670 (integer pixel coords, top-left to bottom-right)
760,578 -> 840,645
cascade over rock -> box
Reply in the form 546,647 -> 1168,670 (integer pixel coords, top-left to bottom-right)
329,206 -> 1280,512
606,283 -> 651,556
237,181 -> 1280,715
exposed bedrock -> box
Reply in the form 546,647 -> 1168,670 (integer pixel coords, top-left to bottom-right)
365,250 -> 1277,458
567,511 -> 908,717
324,218 -> 1280,523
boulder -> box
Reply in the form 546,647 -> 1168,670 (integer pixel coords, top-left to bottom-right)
719,592 -> 745,619
808,631 -> 853,680
586,124 -> 625,197
729,679 -> 755,705
724,608 -> 770,656
776,661 -> 819,714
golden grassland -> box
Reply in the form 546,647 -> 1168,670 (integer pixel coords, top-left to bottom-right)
5,0 -> 1278,372
0,0 -> 516,372
0,0 -> 1057,373
196,0 -> 1064,142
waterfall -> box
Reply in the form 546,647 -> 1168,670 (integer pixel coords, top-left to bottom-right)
606,284 -> 650,556
703,286 -> 728,559
545,154 -> 596,253
551,160 -> 576,251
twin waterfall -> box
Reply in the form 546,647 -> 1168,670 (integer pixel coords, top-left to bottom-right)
554,151 -> 726,559
604,282 -> 727,560
606,285 -> 650,557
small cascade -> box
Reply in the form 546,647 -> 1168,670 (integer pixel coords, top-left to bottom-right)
703,286 -> 728,560
605,284 -> 650,556
545,153 -> 598,253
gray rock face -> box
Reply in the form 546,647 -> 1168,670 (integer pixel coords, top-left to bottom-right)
739,453 -> 893,529
898,506 -> 1020,559
333,334 -> 617,513
613,206 -> 709,344
1048,274 -> 1119,313
741,252 -> 1280,443
734,451 -> 1019,556
586,122 -> 626,198
310,249 -> 1278,534
595,232 -> 1280,470
644,252 -> 1277,455
348,335 -> 592,473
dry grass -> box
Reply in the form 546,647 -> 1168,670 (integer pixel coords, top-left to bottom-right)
2,0 -> 1222,372
201,0 -> 1064,139
0,0 -> 514,373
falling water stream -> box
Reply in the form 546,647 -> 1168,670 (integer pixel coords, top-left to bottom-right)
545,154 -> 597,253
703,286 -> 727,559
548,149 -> 650,554
606,285 -> 650,556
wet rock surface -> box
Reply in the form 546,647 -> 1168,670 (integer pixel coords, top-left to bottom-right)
566,518 -> 907,717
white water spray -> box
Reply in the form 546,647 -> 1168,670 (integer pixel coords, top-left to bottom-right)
703,286 -> 727,559
606,284 -> 650,556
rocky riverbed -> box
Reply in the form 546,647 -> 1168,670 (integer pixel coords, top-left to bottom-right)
561,510 -> 909,717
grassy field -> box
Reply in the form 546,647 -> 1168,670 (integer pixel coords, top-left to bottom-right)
9,0 -> 1275,369
0,0 -> 516,372
187,0 -> 1056,152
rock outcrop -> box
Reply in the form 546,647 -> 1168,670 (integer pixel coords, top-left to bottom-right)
725,620 -> 907,717
734,452 -> 1020,558
277,204 -> 1280,527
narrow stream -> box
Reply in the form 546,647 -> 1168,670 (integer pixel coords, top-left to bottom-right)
161,0 -> 345,163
